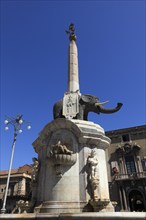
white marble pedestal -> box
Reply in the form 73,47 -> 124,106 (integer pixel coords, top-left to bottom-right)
32,118 -> 114,213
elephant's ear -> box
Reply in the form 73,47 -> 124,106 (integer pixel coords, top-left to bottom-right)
81,95 -> 92,103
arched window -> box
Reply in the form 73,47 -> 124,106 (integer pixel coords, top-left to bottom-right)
128,190 -> 145,212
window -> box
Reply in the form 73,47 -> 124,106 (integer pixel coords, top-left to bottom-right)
125,156 -> 136,174
122,134 -> 130,142
142,158 -> 146,171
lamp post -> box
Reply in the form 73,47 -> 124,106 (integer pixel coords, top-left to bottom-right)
1,115 -> 31,214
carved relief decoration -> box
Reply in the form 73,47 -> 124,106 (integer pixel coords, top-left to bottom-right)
49,140 -> 77,166
46,129 -> 77,176
116,143 -> 141,156
63,92 -> 79,119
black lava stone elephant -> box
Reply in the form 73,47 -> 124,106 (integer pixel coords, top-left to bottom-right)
53,94 -> 123,121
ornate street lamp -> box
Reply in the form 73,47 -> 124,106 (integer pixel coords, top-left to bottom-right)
1,115 -> 31,214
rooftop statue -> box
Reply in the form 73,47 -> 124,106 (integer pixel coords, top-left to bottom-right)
53,24 -> 123,121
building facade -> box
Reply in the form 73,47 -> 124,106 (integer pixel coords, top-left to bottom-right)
0,164 -> 32,213
106,125 -> 146,212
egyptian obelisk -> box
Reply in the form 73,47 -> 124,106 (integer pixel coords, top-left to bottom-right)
67,23 -> 80,93
63,24 -> 80,119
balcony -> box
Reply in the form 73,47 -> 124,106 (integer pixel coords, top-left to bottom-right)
114,171 -> 146,181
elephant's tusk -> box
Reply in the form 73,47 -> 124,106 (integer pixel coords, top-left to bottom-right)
95,101 -> 109,106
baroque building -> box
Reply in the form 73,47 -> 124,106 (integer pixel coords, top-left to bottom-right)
106,125 -> 146,212
0,164 -> 32,213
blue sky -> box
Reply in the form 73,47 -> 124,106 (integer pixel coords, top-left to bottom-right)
0,0 -> 145,170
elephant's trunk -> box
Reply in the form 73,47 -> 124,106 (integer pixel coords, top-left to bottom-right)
96,102 -> 123,114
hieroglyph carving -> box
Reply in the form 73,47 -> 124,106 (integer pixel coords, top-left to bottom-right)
87,149 -> 99,201
63,92 -> 79,119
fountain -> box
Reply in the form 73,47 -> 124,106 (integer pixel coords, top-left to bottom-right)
1,24 -> 145,220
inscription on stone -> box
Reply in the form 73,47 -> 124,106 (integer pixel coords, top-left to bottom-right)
63,92 -> 79,119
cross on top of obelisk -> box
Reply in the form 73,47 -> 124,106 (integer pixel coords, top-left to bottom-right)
66,23 -> 77,41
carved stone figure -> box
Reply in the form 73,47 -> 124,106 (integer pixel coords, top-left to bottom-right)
49,141 -> 75,176
31,157 -> 39,182
87,150 -> 98,180
53,94 -> 123,121
87,149 -> 99,201
12,200 -> 31,213
50,140 -> 73,155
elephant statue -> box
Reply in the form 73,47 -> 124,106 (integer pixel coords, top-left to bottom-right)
53,94 -> 123,121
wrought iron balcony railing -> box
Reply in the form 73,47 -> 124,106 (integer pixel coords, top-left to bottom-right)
114,171 -> 146,181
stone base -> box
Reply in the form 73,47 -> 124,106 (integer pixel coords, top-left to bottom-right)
37,201 -> 82,213
32,119 -> 114,215
0,212 -> 145,220
89,199 -> 114,212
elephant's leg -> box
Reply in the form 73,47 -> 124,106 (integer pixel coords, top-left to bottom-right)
53,100 -> 64,119
76,105 -> 88,120
83,111 -> 88,121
